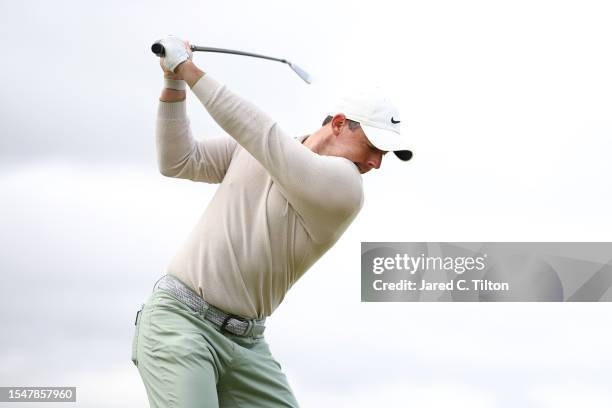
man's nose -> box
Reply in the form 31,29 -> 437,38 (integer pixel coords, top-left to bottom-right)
367,152 -> 383,170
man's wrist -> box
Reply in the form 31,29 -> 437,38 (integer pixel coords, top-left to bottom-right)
159,88 -> 186,102
176,61 -> 206,88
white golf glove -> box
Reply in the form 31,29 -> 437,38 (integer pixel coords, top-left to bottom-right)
158,36 -> 192,72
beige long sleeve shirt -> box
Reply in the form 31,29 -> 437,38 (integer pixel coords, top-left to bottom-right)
156,74 -> 363,319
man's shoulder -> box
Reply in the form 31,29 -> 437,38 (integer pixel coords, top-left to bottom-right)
325,155 -> 363,181
319,155 -> 364,214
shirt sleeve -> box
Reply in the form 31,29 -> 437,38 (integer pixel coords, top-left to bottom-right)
156,99 -> 237,183
190,74 -> 364,243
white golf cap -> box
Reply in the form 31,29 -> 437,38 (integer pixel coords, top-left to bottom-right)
327,89 -> 413,161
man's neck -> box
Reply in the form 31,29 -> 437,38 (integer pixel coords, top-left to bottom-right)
302,131 -> 329,155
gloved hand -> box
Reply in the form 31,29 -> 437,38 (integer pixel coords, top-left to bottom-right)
158,36 -> 192,73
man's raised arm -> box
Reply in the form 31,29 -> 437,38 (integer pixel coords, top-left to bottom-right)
155,60 -> 237,183
177,60 -> 363,243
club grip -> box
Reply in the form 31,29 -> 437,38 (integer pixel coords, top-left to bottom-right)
151,42 -> 165,57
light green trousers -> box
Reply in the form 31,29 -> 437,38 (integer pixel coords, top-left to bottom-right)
131,285 -> 299,408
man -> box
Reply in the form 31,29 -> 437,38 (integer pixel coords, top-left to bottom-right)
131,36 -> 412,408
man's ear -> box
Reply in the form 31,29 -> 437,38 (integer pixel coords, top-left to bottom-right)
331,113 -> 346,136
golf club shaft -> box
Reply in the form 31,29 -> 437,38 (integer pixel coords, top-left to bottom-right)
190,46 -> 287,64
151,43 -> 286,63
151,42 -> 311,84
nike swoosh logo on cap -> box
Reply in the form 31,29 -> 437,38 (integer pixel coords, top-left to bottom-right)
391,117 -> 400,124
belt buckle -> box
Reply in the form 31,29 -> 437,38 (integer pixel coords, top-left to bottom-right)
220,314 -> 252,336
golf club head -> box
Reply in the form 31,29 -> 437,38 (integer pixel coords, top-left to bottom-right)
288,62 -> 312,84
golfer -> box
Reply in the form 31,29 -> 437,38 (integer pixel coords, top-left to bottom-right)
131,36 -> 412,408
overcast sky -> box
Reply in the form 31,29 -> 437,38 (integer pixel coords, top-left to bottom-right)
1,0 -> 612,407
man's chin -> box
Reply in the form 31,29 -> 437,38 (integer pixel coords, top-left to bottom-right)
353,163 -> 369,174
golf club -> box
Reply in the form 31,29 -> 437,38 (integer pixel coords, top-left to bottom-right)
151,42 -> 312,84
